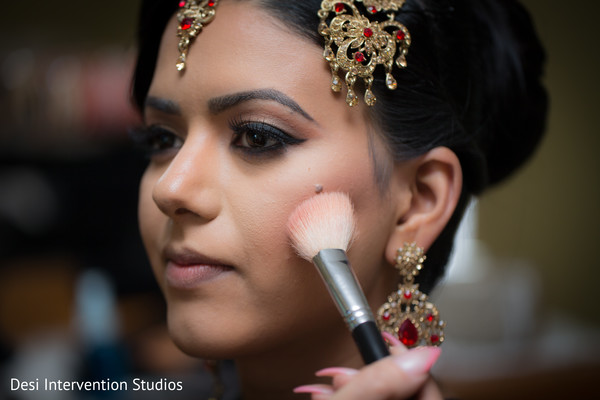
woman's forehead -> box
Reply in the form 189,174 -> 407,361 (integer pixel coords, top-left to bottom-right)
149,1 -> 367,126
155,4 -> 315,86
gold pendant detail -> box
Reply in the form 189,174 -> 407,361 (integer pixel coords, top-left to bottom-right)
318,0 -> 411,106
176,0 -> 219,71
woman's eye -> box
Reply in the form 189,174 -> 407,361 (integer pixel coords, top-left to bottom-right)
230,121 -> 304,155
131,125 -> 183,158
238,130 -> 278,148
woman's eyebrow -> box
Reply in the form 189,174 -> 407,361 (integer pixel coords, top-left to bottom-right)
144,96 -> 182,115
207,89 -> 316,123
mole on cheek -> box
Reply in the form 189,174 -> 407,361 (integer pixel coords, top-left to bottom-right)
314,184 -> 323,194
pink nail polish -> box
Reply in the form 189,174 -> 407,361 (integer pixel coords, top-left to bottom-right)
382,331 -> 403,347
315,367 -> 358,377
293,384 -> 334,395
392,347 -> 441,375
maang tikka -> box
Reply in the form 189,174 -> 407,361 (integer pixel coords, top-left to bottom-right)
175,0 -> 219,71
318,0 -> 411,106
376,243 -> 445,348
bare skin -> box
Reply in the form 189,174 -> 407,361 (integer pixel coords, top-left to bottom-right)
138,1 -> 461,399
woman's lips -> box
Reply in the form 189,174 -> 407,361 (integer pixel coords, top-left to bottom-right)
164,248 -> 233,289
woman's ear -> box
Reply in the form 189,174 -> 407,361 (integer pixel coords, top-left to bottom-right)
385,147 -> 462,264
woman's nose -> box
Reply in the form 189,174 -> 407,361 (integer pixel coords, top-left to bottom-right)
151,137 -> 221,222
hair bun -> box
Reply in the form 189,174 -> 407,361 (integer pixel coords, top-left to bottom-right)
467,0 -> 548,187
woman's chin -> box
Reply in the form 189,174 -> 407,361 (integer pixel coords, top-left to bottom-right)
165,310 -> 260,360
167,324 -> 234,360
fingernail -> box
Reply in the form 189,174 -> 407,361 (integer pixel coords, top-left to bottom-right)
315,367 -> 358,377
293,384 -> 334,395
382,331 -> 403,347
392,347 -> 441,375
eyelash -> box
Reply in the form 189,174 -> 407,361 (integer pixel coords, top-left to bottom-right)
131,119 -> 304,160
130,125 -> 183,159
229,118 -> 304,157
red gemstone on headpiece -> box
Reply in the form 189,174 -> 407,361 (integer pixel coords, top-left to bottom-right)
382,311 -> 391,321
354,52 -> 366,63
208,0 -> 215,6
403,290 -> 412,299
431,334 -> 440,344
335,3 -> 345,13
181,18 -> 193,30
178,0 -> 186,7
363,28 -> 373,38
398,319 -> 418,347
396,30 -> 406,41
426,313 -> 434,322
367,6 -> 378,14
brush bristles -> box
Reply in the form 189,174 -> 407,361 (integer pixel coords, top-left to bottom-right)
287,192 -> 356,260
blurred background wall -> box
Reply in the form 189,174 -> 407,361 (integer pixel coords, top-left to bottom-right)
478,0 -> 600,327
436,1 -> 600,397
0,2 -> 217,400
0,1 -> 598,400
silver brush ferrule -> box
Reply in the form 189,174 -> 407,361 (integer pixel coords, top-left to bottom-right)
313,248 -> 376,330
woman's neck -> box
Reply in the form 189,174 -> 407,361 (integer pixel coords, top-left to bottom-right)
234,324 -> 364,400
232,273 -> 394,400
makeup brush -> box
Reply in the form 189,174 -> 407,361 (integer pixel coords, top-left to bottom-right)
287,192 -> 390,364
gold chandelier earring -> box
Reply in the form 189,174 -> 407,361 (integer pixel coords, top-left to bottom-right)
376,243 -> 445,348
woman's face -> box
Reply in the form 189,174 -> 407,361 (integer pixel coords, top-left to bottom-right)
139,1 -> 404,359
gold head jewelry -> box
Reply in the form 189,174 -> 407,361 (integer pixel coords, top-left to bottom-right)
376,243 -> 445,348
318,0 -> 411,107
176,0 -> 219,71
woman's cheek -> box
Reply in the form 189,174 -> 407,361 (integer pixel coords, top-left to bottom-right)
138,171 -> 153,248
138,169 -> 166,281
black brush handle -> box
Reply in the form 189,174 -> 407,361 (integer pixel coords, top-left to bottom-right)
352,320 -> 390,364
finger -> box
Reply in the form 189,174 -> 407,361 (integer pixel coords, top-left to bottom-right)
417,378 -> 444,400
316,367 -> 359,377
389,344 -> 409,356
316,367 -> 359,389
331,347 -> 441,400
382,331 -> 407,351
293,384 -> 334,399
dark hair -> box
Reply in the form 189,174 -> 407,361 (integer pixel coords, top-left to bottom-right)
132,0 -> 548,292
